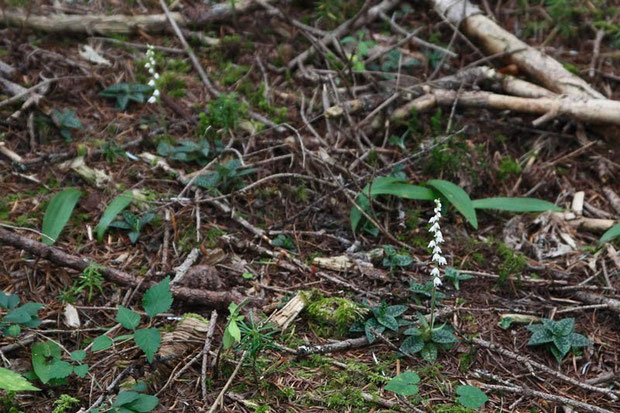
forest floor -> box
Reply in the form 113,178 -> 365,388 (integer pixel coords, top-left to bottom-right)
0,0 -> 619,412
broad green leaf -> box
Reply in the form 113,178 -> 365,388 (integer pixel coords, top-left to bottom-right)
431,327 -> 459,344
116,306 -> 141,330
456,385 -> 488,409
112,391 -> 140,407
400,335 -> 424,354
126,394 -> 159,412
142,277 -> 173,318
95,191 -> 133,242
134,328 -> 161,363
351,177 -> 436,232
599,223 -> 620,246
0,367 -> 39,391
473,197 -> 561,212
73,364 -> 89,378
386,305 -> 408,318
427,179 -> 478,229
553,318 -> 575,337
92,335 -> 114,352
364,318 -> 384,344
31,341 -> 67,384
41,188 -> 82,245
553,335 -> 572,357
570,333 -> 590,348
224,320 -> 241,349
549,343 -> 564,362
528,327 -> 554,346
384,371 -> 420,396
420,342 -> 438,362
70,350 -> 87,362
377,314 -> 399,332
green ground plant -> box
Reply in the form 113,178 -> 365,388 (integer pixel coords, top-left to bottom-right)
400,312 -> 459,362
526,318 -> 590,362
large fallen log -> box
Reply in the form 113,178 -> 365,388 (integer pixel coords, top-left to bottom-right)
430,0 -> 604,99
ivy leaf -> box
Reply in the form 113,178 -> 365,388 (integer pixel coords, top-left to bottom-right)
142,277 -> 173,319
385,371 -> 420,396
0,367 -> 39,391
116,306 -> 141,330
456,385 -> 488,409
134,328 -> 161,363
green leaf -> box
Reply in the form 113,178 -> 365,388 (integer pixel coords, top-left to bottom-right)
364,318 -> 384,344
73,364 -> 89,378
400,335 -> 424,354
31,341 -> 72,384
527,327 -> 554,346
386,305 -> 408,318
549,344 -> 564,362
351,177 -> 436,231
0,367 -> 40,391
116,306 -> 141,330
456,385 -> 488,409
599,223 -> 620,246
95,191 -> 133,242
570,333 -> 590,348
420,342 -> 438,362
377,314 -> 399,332
113,391 -> 140,407
431,327 -> 459,344
473,197 -> 562,212
92,335 -> 114,352
553,318 -> 575,337
427,179 -> 478,229
384,371 -> 420,396
70,350 -> 87,362
134,328 -> 161,363
553,335 -> 572,357
223,320 -> 241,349
126,394 -> 159,412
41,188 -> 82,245
142,277 -> 173,318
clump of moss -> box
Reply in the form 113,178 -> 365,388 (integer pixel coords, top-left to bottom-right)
497,156 -> 520,181
305,293 -> 367,337
497,243 -> 526,286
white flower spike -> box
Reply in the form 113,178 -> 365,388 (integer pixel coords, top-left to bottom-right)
428,198 -> 446,287
145,45 -> 160,104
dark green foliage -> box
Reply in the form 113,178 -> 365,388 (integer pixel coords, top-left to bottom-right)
497,243 -> 526,286
107,382 -> 158,413
443,268 -> 473,290
409,281 -> 446,304
382,245 -> 414,272
192,160 -> 257,193
109,211 -> 155,244
350,302 -> 410,343
157,139 -> 222,165
0,291 -> 42,337
201,93 -> 247,132
526,318 -> 590,362
271,234 -> 296,251
99,82 -> 152,110
400,313 -> 458,362
51,109 -> 82,142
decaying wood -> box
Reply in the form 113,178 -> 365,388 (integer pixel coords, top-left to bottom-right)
267,291 -> 306,330
573,292 -> 620,314
0,0 -> 276,35
431,0 -> 604,99
390,88 -> 620,126
0,228 -> 251,308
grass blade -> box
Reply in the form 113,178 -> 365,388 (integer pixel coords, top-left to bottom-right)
41,188 -> 82,245
427,179 -> 478,229
473,197 -> 562,212
599,223 -> 620,246
95,191 -> 133,242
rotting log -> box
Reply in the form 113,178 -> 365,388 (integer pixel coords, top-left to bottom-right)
430,0 -> 604,99
0,0 -> 275,35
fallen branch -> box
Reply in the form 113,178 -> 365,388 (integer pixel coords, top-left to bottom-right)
390,88 -> 620,126
430,0 -> 604,99
0,228 -> 252,308
472,337 -> 619,401
573,292 -> 620,314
